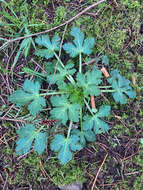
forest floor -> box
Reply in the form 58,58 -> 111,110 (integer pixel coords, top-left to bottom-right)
0,0 -> 143,189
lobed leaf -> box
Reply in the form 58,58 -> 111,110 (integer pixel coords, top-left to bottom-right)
35,34 -> 60,60
16,124 -> 47,155
50,134 -> 82,164
63,27 -> 95,57
83,105 -> 111,134
50,95 -> 81,124
9,80 -> 46,116
47,63 -> 76,84
76,69 -> 102,97
107,70 -> 136,104
72,129 -> 96,147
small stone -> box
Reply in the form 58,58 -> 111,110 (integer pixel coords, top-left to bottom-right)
60,182 -> 83,190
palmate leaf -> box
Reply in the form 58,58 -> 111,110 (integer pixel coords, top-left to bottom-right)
76,69 -> 102,97
16,124 -> 47,155
83,105 -> 111,134
72,129 -> 96,147
35,34 -> 60,60
63,27 -> 95,57
47,63 -> 76,84
9,80 -> 46,116
107,70 -> 136,104
50,134 -> 82,164
50,95 -> 81,124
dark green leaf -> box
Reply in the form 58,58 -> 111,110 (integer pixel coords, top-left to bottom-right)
9,80 -> 46,116
76,69 -> 102,97
50,95 -> 81,124
35,34 -> 60,60
63,27 -> 95,57
72,129 -> 96,146
16,124 -> 47,155
83,105 -> 111,134
50,134 -> 82,164
47,63 -> 76,84
107,70 -> 136,104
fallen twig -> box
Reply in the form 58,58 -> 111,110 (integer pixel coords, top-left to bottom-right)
0,0 -> 107,50
91,153 -> 108,190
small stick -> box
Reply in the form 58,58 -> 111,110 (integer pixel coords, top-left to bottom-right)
90,95 -> 96,109
101,67 -> 110,78
91,154 -> 108,190
40,160 -> 51,180
132,76 -> 136,86
0,117 -> 26,123
0,0 -> 107,50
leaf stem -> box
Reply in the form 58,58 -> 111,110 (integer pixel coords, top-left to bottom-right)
40,91 -> 66,96
23,67 -> 46,78
54,52 -> 75,85
80,108 -> 83,130
54,52 -> 65,68
84,98 -> 94,116
36,125 -> 45,134
79,53 -> 82,73
67,120 -> 73,139
99,86 -> 112,88
101,89 -> 116,92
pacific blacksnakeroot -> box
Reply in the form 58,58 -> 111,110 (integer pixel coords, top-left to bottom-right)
9,27 -> 136,164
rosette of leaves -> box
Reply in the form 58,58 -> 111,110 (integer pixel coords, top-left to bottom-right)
9,80 -> 46,116
83,105 -> 111,134
107,70 -> 136,104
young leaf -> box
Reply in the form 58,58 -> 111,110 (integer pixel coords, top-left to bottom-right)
16,124 -> 47,155
107,70 -> 136,104
102,55 -> 109,65
76,69 -> 102,97
47,63 -> 76,84
63,27 -> 95,57
50,95 -> 81,124
71,129 -> 96,147
57,82 -> 84,105
35,34 -> 60,60
83,105 -> 111,134
9,80 -> 46,116
50,134 -> 82,164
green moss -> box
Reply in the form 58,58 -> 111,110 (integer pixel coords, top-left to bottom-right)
121,0 -> 140,8
0,0 -> 143,189
122,147 -> 143,190
46,157 -> 86,186
5,151 -> 42,187
0,1 -> 51,34
54,6 -> 67,25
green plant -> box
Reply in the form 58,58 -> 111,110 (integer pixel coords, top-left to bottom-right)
47,158 -> 86,186
9,27 -> 136,164
0,1 -> 46,69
